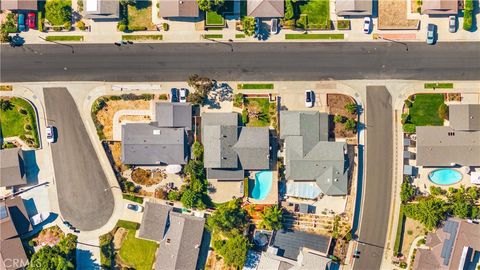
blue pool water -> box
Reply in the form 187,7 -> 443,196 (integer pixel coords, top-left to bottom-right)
251,171 -> 273,200
428,169 -> 462,185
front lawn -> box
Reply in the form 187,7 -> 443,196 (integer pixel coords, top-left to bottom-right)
119,229 -> 158,270
409,94 -> 444,126
244,98 -> 276,127
127,1 -> 155,31
122,34 -> 163,41
298,0 -> 330,29
206,10 -> 225,26
203,34 -> 223,39
45,35 -> 83,41
0,97 -> 39,148
238,83 -> 274,90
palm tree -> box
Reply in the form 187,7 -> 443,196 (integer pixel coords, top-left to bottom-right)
259,205 -> 283,231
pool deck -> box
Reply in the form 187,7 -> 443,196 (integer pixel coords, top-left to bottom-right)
208,179 -> 244,203
248,171 -> 278,205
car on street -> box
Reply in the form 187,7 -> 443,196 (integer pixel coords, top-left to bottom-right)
271,18 -> 278,34
170,88 -> 179,102
363,17 -> 371,34
46,125 -> 55,143
448,16 -> 456,33
126,203 -> 144,212
305,90 -> 314,108
427,24 -> 436,45
30,212 -> 50,226
179,88 -> 188,103
27,12 -> 35,29
18,14 -> 25,32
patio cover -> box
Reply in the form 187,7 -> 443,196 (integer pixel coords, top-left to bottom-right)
286,182 -> 321,199
471,172 -> 480,184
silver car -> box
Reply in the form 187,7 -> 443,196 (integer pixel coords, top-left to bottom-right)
448,16 -> 456,33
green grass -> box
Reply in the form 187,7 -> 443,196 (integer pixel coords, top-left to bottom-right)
45,35 -> 84,41
116,220 -> 140,230
393,205 -> 406,256
238,83 -> 274,90
122,194 -> 144,204
298,0 -> 330,29
127,2 -> 154,31
119,229 -> 158,270
0,97 -> 39,148
409,94 -> 445,126
245,98 -> 272,127
203,34 -> 223,39
122,35 -> 163,41
285,33 -> 344,39
235,34 -> 246,38
206,10 -> 225,26
424,83 -> 454,89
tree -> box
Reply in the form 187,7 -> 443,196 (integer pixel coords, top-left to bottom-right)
429,186 -> 445,196
438,104 -> 449,120
404,99 -> 412,108
192,141 -> 204,160
28,233 -> 77,270
284,0 -> 295,20
197,0 -> 211,11
45,0 -> 72,26
344,118 -> 357,132
259,205 -> 283,231
167,190 -> 182,201
206,199 -> 248,236
333,114 -> 344,124
0,99 -> 13,111
242,16 -> 256,36
403,123 -> 416,134
344,103 -> 357,115
215,234 -> 251,269
213,0 -> 224,7
0,28 -> 10,43
403,198 -> 447,230
120,0 -> 136,4
181,189 -> 199,208
452,200 -> 470,219
400,180 -> 415,203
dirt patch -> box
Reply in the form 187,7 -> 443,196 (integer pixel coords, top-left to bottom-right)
378,0 -> 419,29
327,94 -> 356,139
113,228 -> 128,250
34,226 -> 64,247
206,251 -> 236,270
131,168 -> 165,187
400,218 -> 426,257
96,99 -> 151,140
106,141 -> 124,172
118,115 -> 151,123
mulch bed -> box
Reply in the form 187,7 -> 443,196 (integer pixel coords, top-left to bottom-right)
327,94 -> 356,139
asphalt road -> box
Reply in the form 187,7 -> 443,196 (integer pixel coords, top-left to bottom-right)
1,42 -> 480,82
354,86 -> 393,270
44,87 -> 114,231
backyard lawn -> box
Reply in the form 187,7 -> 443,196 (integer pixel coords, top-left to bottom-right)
409,94 -> 445,126
119,229 -> 158,270
298,0 -> 330,29
0,97 -> 39,147
127,1 -> 155,31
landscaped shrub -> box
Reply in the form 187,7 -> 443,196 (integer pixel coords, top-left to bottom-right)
296,14 -> 308,29
438,103 -> 449,120
284,0 -> 295,20
404,99 -> 412,108
337,20 -> 350,30
117,20 -> 128,31
242,16 -> 255,36
120,93 -> 150,101
463,0 -> 473,31
344,118 -> 356,132
242,108 -> 249,124
167,190 -> 182,201
2,13 -> 18,33
38,12 -> 44,32
128,25 -> 147,31
63,21 -> 71,30
233,93 -> 244,108
158,94 -> 168,100
403,123 -> 416,133
344,103 -> 357,115
333,114 -> 344,123
76,20 -> 86,30
162,22 -> 169,31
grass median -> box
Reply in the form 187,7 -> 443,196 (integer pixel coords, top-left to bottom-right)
424,83 -> 453,89
238,83 -> 274,90
202,34 -> 223,39
122,35 -> 163,41
285,33 -> 344,40
45,35 -> 84,42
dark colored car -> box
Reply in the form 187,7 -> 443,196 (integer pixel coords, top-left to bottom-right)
27,12 -> 35,29
18,14 -> 25,32
427,24 -> 436,45
170,88 -> 179,102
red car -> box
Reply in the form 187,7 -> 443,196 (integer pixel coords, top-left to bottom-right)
27,12 -> 35,29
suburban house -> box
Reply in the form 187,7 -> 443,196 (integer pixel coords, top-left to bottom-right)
83,0 -> 120,19
138,202 -> 207,270
258,229 -> 335,270
280,111 -> 348,199
413,218 -> 480,270
1,148 -> 26,196
121,102 -> 192,165
415,104 -> 480,167
0,0 -> 37,11
0,197 -> 32,270
335,0 -> 372,16
158,0 -> 199,18
421,0 -> 458,15
247,0 -> 284,18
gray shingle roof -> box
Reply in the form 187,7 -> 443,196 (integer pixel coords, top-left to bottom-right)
121,123 -> 188,165
421,0 -> 458,14
138,202 -> 172,242
0,148 -> 26,188
449,104 -> 480,131
234,127 -> 270,170
247,0 -> 284,17
0,0 -> 37,10
271,230 -> 331,260
158,0 -> 199,17
203,125 -> 239,169
280,111 -> 348,196
154,102 -> 192,130
335,0 -> 372,16
83,0 -> 119,19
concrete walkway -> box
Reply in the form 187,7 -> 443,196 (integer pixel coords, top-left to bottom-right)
112,109 -> 151,141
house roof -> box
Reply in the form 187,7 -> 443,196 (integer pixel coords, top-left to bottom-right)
0,148 -> 26,188
83,0 -> 119,19
138,202 -> 172,242
421,0 -> 458,14
415,126 -> 480,167
154,102 -> 192,130
280,111 -> 348,196
121,123 -> 188,165
271,230 -> 331,260
335,0 -> 372,16
234,127 -> 270,170
247,0 -> 284,17
0,0 -> 37,10
449,104 -> 480,131
158,0 -> 199,17
155,212 -> 205,270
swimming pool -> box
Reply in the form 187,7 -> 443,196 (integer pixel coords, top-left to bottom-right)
428,169 -> 462,185
251,171 -> 273,200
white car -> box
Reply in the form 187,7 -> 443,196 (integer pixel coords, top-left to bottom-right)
363,17 -> 371,34
305,90 -> 314,108
46,125 -> 55,143
126,203 -> 144,213
179,88 -> 188,103
30,212 -> 50,226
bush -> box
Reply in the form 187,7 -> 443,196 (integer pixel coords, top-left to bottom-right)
344,103 -> 357,115
438,103 -> 449,120
344,118 -> 356,132
141,93 -> 154,100
401,113 -> 411,124
403,123 -> 416,134
430,186 -> 445,196
242,16 -> 255,36
63,21 -> 71,30
167,190 -> 182,201
284,0 -> 294,20
333,114 -> 344,123
38,12 -> 44,32
337,20 -> 350,30
296,14 -> 308,29
158,94 -> 168,100
76,20 -> 86,31
404,99 -> 412,108
45,0 -> 72,26
19,108 -> 28,115
242,108 -> 249,124
233,93 -> 244,108
162,22 -> 169,31
25,124 -> 32,130
463,0 -> 473,31
117,20 -> 127,32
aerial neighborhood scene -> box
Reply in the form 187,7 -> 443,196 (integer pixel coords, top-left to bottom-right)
0,0 -> 479,269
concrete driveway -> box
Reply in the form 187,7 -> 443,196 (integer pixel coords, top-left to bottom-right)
43,87 -> 114,231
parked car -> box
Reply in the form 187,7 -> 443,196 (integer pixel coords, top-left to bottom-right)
254,18 -> 261,37
427,24 -> 436,45
46,125 -> 55,143
18,14 -> 25,32
363,17 -> 371,34
271,18 -> 278,34
170,88 -> 179,102
448,16 -> 456,33
179,88 -> 188,103
27,12 -> 35,29
30,212 -> 50,226
305,90 -> 314,108
126,203 -> 144,212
